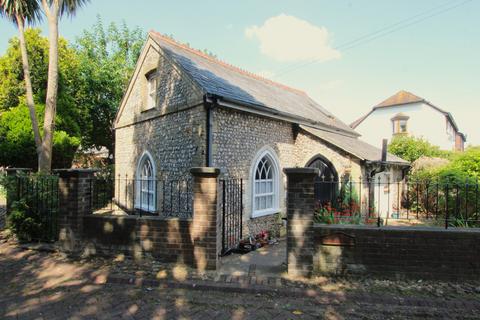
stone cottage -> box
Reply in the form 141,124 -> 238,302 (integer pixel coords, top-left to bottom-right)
114,31 -> 409,234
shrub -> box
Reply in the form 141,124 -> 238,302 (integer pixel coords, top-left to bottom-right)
7,199 -> 43,242
388,135 -> 451,162
404,147 -> 480,227
444,146 -> 480,179
0,103 -> 80,169
3,173 -> 59,242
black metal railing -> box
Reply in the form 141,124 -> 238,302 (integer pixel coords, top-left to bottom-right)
221,178 -> 243,255
313,177 -> 480,229
7,174 -> 59,241
91,175 -> 193,218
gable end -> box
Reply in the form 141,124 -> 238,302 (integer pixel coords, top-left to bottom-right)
115,37 -> 204,128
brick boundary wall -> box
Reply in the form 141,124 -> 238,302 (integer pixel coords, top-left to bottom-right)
284,166 -> 480,280
82,215 -> 194,264
189,167 -> 221,271
74,167 -> 220,271
313,225 -> 480,280
56,169 -> 96,252
284,167 -> 318,277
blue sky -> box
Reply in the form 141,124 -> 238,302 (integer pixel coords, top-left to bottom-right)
1,0 -> 479,145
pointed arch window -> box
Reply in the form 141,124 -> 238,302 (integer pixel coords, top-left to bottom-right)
252,150 -> 279,217
135,152 -> 156,212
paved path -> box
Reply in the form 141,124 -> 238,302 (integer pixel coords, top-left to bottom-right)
219,239 -> 286,277
1,238 -> 480,319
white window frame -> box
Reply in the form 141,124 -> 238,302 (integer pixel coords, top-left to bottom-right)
392,119 -> 408,134
135,151 -> 156,212
251,149 -> 280,218
146,71 -> 157,110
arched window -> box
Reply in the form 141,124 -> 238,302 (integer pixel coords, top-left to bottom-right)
135,152 -> 156,212
307,155 -> 338,206
252,150 -> 280,217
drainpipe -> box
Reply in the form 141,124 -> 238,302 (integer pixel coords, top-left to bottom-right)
367,139 -> 389,178
204,94 -> 216,167
367,139 -> 389,227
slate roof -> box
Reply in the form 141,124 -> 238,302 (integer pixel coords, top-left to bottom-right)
149,31 -> 358,136
301,125 -> 409,165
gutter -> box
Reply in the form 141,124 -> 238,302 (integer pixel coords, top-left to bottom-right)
205,94 -> 360,138
364,140 -> 411,172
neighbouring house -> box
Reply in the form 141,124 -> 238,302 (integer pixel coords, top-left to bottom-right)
351,90 -> 466,151
73,146 -> 111,168
114,31 -> 409,234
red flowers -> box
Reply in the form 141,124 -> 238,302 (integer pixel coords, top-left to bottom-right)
315,200 -> 376,225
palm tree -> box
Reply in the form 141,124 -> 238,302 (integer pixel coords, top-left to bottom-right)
0,0 -> 43,164
1,0 -> 89,172
39,0 -> 89,172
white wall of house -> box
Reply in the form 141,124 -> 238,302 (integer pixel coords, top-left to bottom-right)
354,102 -> 456,150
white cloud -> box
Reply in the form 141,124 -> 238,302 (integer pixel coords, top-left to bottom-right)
245,14 -> 341,62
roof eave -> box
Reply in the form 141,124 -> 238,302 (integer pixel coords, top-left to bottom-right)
212,95 -> 361,138
364,160 -> 411,167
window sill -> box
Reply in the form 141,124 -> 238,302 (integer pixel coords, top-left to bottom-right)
251,208 -> 280,219
134,205 -> 157,214
141,106 -> 156,113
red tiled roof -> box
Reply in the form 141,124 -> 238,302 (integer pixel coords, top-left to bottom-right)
350,91 -> 465,141
375,90 -> 424,107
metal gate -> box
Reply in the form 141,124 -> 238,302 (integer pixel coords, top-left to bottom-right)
220,179 -> 243,256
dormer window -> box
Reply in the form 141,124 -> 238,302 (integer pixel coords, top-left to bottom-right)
146,70 -> 158,109
391,113 -> 409,135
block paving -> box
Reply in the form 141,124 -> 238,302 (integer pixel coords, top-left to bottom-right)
1,232 -> 480,319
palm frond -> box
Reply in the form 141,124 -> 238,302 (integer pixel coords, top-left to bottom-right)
0,0 -> 42,25
59,0 -> 89,17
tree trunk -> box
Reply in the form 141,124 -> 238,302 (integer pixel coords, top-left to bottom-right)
39,6 -> 60,173
16,16 -> 43,164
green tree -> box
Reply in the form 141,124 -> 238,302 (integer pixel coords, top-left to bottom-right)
440,147 -> 480,180
0,101 -> 80,168
388,135 -> 450,163
0,29 -> 83,132
1,0 -> 89,172
0,21 -> 145,168
74,17 -> 145,153
0,0 -> 43,165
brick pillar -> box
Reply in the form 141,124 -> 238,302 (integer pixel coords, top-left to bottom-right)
190,167 -> 221,271
5,168 -> 32,215
284,167 -> 318,277
55,169 -> 96,252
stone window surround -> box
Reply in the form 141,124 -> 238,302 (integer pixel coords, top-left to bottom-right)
250,147 -> 281,218
145,69 -> 158,111
135,150 -> 157,212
